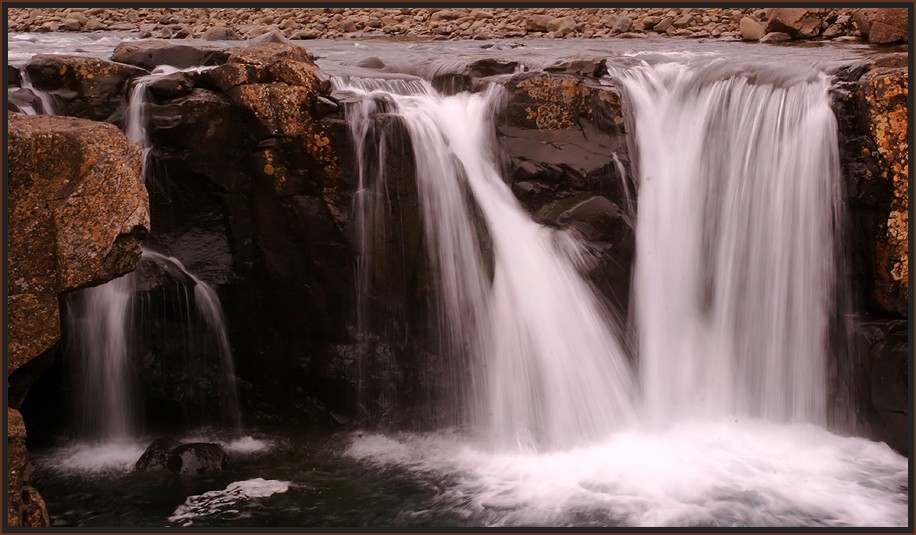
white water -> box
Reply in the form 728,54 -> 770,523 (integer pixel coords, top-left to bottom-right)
615,57 -> 842,426
169,478 -> 292,527
66,248 -> 242,440
340,78 -> 637,450
19,69 -> 56,115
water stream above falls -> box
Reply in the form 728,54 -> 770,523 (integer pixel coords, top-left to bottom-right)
10,34 -> 909,527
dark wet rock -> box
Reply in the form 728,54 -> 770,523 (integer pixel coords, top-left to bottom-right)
24,55 -> 147,122
7,409 -> 49,527
467,58 -> 519,77
111,40 -> 231,71
7,64 -> 20,85
146,72 -> 193,99
545,58 -> 607,77
167,443 -> 229,475
7,88 -> 41,114
135,437 -> 181,471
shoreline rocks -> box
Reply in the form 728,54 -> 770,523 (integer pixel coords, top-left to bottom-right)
7,7 -> 909,44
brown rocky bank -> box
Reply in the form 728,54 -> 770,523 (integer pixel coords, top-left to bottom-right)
7,7 -> 909,44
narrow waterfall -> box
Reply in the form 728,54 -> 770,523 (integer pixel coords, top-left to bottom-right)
66,249 -> 242,439
339,78 -> 637,450
19,69 -> 56,115
615,59 -> 843,426
64,64 -> 242,439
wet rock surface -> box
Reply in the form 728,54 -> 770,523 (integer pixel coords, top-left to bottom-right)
7,409 -> 50,527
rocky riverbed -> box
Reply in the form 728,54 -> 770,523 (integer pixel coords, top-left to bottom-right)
8,7 -> 910,44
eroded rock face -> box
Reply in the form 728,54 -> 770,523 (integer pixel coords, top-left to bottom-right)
24,55 -> 147,123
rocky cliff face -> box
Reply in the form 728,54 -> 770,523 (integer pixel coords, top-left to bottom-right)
7,113 -> 150,526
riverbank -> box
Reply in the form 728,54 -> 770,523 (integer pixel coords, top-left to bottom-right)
7,7 -> 909,44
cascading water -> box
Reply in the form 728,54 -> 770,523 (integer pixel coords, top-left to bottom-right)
614,58 -> 842,427
337,62 -> 906,527
19,69 -> 56,115
65,64 -> 242,440
339,77 -> 637,450
66,248 -> 242,439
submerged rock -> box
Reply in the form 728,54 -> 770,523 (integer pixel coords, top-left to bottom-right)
135,437 -> 181,471
168,443 -> 229,475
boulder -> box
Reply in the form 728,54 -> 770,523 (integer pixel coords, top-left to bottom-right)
759,32 -> 792,43
111,40 -> 232,70
134,437 -> 181,471
24,55 -> 147,122
202,25 -> 242,41
8,114 -> 149,377
853,8 -> 908,44
525,14 -> 555,32
764,8 -> 824,39
167,443 -> 229,475
739,16 -> 766,41
546,16 -> 576,38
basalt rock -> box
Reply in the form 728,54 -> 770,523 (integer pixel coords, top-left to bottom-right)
24,55 -> 147,123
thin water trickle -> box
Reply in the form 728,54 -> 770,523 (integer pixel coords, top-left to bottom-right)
19,69 -> 56,115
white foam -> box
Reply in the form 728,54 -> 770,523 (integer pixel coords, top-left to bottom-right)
346,422 -> 908,527
168,478 -> 291,526
34,440 -> 147,476
223,436 -> 274,455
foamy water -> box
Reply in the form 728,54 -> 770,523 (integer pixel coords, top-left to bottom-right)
169,478 -> 292,526
346,423 -> 908,527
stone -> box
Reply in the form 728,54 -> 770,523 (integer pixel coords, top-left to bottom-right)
202,25 -> 241,40
525,14 -> 555,32
765,8 -> 824,39
546,16 -> 576,37
146,72 -> 193,99
739,16 -> 765,40
8,114 -> 150,298
24,55 -> 148,122
853,8 -> 908,44
654,17 -> 675,33
135,437 -> 181,471
7,409 -> 49,527
167,443 -> 229,475
84,18 -> 106,31
8,294 -> 59,375
111,40 -> 232,70
760,32 -> 792,43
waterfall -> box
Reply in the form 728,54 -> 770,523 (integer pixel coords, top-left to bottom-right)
19,69 -> 56,115
614,58 -> 843,426
339,77 -> 637,450
67,249 -> 242,439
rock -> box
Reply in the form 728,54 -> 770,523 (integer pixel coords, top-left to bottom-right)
8,113 -> 149,397
24,55 -> 147,122
84,18 -> 106,31
546,16 -> 576,37
135,437 -> 181,471
249,28 -> 291,44
853,8 -> 908,44
765,8 -> 824,39
822,23 -> 846,39
146,72 -> 193,99
7,88 -> 42,114
62,18 -> 82,31
7,409 -> 49,527
858,67 -> 908,314
654,17 -> 675,33
202,25 -> 241,40
525,14 -> 555,32
739,16 -> 765,40
760,32 -> 792,43
167,443 -> 229,475
7,64 -> 20,85
111,40 -> 232,71
673,15 -> 694,29
467,58 -> 519,77
538,194 -> 626,242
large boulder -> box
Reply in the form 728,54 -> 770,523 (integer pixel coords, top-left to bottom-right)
111,40 -> 232,70
764,8 -> 825,39
24,55 -> 147,123
134,437 -> 181,471
853,8 -> 908,45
